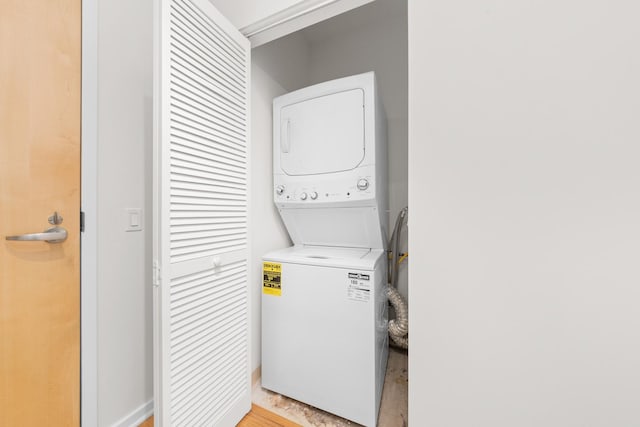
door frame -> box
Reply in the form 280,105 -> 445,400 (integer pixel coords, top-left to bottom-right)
81,0 -> 99,425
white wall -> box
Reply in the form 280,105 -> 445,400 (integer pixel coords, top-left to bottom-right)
250,34 -> 311,370
97,0 -> 154,424
306,0 -> 408,298
409,1 -> 640,426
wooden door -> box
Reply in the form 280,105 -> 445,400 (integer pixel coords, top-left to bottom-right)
153,0 -> 251,425
0,0 -> 81,425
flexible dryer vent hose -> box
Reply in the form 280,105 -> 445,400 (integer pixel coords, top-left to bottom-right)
387,285 -> 408,349
387,206 -> 409,349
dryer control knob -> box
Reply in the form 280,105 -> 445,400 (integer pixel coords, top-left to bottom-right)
357,179 -> 369,191
276,185 -> 285,195
300,192 -> 308,200
310,191 -> 318,200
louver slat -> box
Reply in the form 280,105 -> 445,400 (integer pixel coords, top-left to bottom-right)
156,0 -> 250,425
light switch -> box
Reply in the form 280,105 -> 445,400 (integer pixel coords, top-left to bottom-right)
125,208 -> 143,232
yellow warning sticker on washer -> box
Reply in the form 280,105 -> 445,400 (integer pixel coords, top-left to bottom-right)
263,262 -> 282,296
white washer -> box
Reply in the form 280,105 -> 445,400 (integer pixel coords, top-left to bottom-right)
262,246 -> 388,427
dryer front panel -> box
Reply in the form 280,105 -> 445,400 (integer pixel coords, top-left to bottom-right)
279,89 -> 365,176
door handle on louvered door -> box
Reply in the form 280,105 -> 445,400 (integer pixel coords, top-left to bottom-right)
6,226 -> 68,243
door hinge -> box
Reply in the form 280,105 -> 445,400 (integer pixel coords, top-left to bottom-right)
153,260 -> 161,287
80,211 -> 85,232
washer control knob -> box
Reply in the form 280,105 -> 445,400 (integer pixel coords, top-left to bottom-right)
300,192 -> 308,201
357,179 -> 369,191
276,185 -> 285,195
310,191 -> 318,200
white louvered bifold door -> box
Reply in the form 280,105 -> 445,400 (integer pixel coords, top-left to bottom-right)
153,0 -> 251,425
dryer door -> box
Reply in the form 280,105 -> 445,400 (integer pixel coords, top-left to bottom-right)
279,89 -> 365,175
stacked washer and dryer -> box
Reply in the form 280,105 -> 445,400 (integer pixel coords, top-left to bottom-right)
262,72 -> 389,427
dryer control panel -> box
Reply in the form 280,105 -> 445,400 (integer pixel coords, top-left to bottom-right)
274,171 -> 376,206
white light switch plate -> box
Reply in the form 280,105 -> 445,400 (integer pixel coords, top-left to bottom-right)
125,208 -> 143,232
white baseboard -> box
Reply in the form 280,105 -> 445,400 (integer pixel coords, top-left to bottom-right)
111,399 -> 154,427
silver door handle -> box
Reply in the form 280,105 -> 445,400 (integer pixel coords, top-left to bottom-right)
6,226 -> 68,243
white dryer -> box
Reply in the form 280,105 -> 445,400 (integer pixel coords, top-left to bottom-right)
272,71 -> 389,249
262,72 -> 389,426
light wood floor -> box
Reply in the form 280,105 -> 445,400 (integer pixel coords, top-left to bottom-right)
238,404 -> 302,427
138,404 -> 300,427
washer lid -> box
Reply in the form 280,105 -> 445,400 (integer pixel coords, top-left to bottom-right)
263,246 -> 384,270
279,89 -> 365,176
